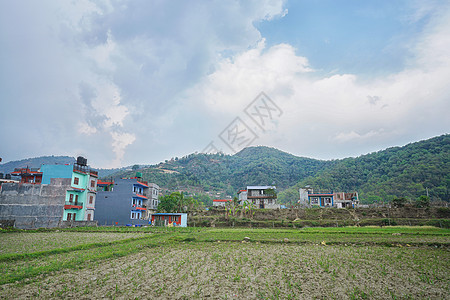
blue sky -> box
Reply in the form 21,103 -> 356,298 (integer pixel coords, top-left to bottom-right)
0,0 -> 449,168
257,1 -> 424,76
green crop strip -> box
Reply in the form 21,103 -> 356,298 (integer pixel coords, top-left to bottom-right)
0,234 -> 171,285
0,235 -> 152,263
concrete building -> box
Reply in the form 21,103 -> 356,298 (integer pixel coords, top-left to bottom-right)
0,157 -> 98,228
212,199 -> 232,207
40,160 -> 98,221
299,188 -> 359,208
95,175 -> 160,226
11,167 -> 43,184
239,186 -> 280,209
151,213 -> 187,227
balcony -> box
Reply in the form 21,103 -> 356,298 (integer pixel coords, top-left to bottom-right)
247,194 -> 276,199
73,164 -> 88,174
133,193 -> 148,199
64,201 -> 83,210
131,204 -> 147,211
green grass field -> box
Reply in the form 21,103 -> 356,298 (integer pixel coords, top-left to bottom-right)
0,226 -> 449,299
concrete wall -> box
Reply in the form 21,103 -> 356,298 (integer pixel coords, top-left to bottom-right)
61,220 -> 98,228
0,178 -> 70,229
41,164 -> 73,184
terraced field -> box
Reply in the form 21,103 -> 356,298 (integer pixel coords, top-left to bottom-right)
0,226 -> 449,299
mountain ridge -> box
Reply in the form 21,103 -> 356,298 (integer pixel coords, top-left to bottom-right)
1,134 -> 448,203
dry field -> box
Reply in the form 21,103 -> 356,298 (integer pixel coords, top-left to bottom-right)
0,226 -> 449,299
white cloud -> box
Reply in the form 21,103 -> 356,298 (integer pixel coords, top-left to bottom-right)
187,2 -> 450,158
1,0 -> 449,167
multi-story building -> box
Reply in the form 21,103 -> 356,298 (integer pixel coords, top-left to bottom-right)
11,167 -> 43,184
40,158 -> 98,221
299,187 -> 359,208
0,157 -> 97,228
238,186 -> 280,209
95,174 -> 160,226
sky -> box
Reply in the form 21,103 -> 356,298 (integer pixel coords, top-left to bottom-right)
0,0 -> 449,168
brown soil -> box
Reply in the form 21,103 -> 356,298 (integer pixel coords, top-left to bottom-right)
1,242 -> 448,299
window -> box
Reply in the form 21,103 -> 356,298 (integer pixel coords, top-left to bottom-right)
89,195 -> 93,204
91,180 -> 95,188
311,197 -> 319,205
69,194 -> 74,202
67,213 -> 72,220
73,213 -> 76,220
75,195 -> 79,203
131,212 -> 141,219
87,214 -> 91,221
74,177 -> 79,185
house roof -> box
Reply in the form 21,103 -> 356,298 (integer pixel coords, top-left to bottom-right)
151,213 -> 186,216
97,180 -> 114,185
213,199 -> 232,202
309,194 -> 333,196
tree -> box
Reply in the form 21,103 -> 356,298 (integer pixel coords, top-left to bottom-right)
157,194 -> 179,212
415,195 -> 430,208
392,197 -> 408,208
132,164 -> 140,171
157,192 -> 200,213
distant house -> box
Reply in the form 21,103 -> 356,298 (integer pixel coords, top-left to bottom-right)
151,213 -> 187,227
11,167 -> 43,184
299,188 -> 359,208
212,199 -> 232,207
239,186 -> 280,209
95,174 -> 160,226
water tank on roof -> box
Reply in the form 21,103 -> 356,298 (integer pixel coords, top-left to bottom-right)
5,174 -> 11,179
77,156 -> 87,166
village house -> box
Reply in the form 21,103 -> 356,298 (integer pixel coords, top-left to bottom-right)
238,186 -> 280,209
212,199 -> 232,207
95,173 -> 160,226
151,212 -> 187,227
299,187 -> 359,208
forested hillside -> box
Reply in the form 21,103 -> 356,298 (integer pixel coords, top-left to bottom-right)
107,135 -> 449,204
0,156 -> 75,174
107,146 -> 330,196
278,135 -> 449,204
6,135 -> 446,205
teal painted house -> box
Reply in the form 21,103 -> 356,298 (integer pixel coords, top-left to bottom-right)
41,158 -> 98,221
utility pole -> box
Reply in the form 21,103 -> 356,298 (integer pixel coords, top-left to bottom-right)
426,187 -> 429,197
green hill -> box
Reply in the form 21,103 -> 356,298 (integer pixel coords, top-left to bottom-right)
279,134 -> 450,204
0,156 -> 75,174
111,135 -> 449,204
4,135 -> 447,205
107,146 -> 330,196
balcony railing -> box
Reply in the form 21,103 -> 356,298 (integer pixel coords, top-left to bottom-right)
247,194 -> 276,199
64,201 -> 83,209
